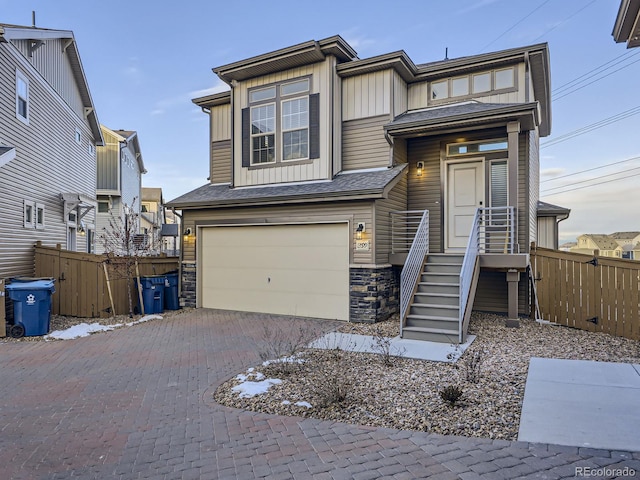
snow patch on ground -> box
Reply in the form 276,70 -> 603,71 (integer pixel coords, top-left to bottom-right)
232,378 -> 282,398
45,315 -> 163,340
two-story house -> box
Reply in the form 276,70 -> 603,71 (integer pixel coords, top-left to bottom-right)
168,36 -> 551,343
95,126 -> 146,254
140,187 -> 164,253
613,0 -> 640,48
571,234 -> 622,258
0,23 -> 103,279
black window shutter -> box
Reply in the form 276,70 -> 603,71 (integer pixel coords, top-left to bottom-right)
241,107 -> 250,167
309,93 -> 320,159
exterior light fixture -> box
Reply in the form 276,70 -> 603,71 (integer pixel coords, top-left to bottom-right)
183,228 -> 192,239
416,161 -> 424,176
78,222 -> 86,236
356,222 -> 365,240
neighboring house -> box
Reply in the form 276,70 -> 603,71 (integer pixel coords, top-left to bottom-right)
161,207 -> 180,256
613,0 -> 640,48
536,201 -> 570,250
140,187 -> 164,253
95,126 -> 146,254
609,232 -> 640,259
559,242 -> 577,252
570,234 -> 622,258
168,36 -> 552,343
0,23 -> 103,279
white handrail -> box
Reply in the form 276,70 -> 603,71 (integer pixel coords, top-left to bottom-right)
399,210 -> 429,336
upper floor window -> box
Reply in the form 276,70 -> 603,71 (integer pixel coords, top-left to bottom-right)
446,139 -> 507,156
16,70 -> 29,123
245,77 -> 318,167
429,66 -> 516,103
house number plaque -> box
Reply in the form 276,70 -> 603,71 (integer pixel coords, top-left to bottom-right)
355,240 -> 371,251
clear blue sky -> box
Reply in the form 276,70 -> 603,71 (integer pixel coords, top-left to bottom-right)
2,0 -> 638,244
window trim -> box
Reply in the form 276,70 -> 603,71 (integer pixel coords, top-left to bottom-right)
429,66 -> 518,105
23,200 -> 34,228
247,75 -> 312,167
35,203 -> 45,229
16,69 -> 29,124
75,128 -> 82,144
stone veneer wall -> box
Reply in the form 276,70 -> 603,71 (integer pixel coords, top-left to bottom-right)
181,262 -> 196,308
349,266 -> 399,323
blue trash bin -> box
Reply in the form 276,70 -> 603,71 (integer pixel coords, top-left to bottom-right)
139,275 -> 165,314
5,279 -> 56,337
163,271 -> 180,311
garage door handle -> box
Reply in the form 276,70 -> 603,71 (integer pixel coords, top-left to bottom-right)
267,277 -> 271,283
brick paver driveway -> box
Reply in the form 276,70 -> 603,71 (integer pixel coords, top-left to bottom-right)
1,309 -> 638,479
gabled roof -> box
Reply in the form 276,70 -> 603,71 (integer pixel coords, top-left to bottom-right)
385,101 -> 540,137
609,231 -> 640,239
167,164 -> 407,209
0,24 -> 103,145
613,0 -> 640,48
100,125 -> 147,174
579,234 -> 620,250
537,201 -> 571,218
142,187 -> 163,203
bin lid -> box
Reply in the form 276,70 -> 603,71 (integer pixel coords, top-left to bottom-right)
6,279 -> 56,291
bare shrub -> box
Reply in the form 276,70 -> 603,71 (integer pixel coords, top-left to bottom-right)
257,319 -> 320,377
370,326 -> 405,366
308,350 -> 353,408
461,350 -> 484,384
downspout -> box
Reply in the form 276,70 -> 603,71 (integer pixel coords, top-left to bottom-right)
524,52 -> 530,103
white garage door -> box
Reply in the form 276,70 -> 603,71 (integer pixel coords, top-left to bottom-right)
200,223 -> 349,320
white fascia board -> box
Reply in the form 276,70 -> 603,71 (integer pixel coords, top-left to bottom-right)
2,27 -> 73,42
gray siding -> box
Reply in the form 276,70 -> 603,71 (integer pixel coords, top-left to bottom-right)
374,173 -> 408,264
342,115 -> 390,171
407,138 -> 442,253
528,129 -> 539,251
0,43 -> 97,278
211,140 -> 231,184
517,132 -> 529,254
473,271 -> 529,315
393,138 -> 408,165
97,129 -> 120,192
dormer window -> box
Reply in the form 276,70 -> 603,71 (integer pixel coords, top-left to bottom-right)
245,77 -> 318,167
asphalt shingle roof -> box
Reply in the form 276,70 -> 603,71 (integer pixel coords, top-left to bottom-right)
167,164 -> 407,208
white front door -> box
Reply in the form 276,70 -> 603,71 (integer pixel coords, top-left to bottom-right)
446,160 -> 484,251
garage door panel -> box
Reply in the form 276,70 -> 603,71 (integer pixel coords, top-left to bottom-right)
200,224 -> 349,320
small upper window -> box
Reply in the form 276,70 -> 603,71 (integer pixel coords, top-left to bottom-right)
16,70 -> 29,123
495,68 -> 515,90
281,79 -> 309,96
451,77 -> 469,97
24,200 -> 34,228
431,80 -> 448,100
36,203 -> 45,229
75,128 -> 82,144
447,139 -> 508,156
249,86 -> 276,103
98,201 -> 110,213
472,73 -> 491,93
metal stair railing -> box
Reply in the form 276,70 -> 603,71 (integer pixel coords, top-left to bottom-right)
399,210 -> 429,336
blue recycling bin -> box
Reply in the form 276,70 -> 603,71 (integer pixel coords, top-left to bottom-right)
6,279 -> 56,337
163,271 -> 180,311
139,275 -> 165,314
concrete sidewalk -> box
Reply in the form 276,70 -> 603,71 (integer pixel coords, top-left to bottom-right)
518,357 -> 640,451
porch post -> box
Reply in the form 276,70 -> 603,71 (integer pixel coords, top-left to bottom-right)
506,269 -> 520,326
507,121 -> 520,250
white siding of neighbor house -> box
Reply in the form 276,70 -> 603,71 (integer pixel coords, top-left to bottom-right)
0,41 -> 97,279
12,38 -> 85,119
233,61 -> 334,187
407,63 -> 527,110
119,141 -> 143,212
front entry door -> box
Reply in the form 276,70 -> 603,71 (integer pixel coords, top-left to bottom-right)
446,160 -> 484,251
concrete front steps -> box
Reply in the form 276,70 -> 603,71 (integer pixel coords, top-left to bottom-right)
402,253 -> 464,343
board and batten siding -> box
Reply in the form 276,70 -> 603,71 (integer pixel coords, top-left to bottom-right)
342,115 -> 390,170
393,71 -> 408,117
406,138 -> 443,253
342,70 -> 391,121
182,201 -> 375,265
97,129 -> 120,192
233,61 -> 333,187
374,172 -> 408,264
0,46 -> 96,279
528,129 -> 539,250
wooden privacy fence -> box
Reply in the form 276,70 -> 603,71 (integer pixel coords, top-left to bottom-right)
34,243 -> 179,318
531,243 -> 639,340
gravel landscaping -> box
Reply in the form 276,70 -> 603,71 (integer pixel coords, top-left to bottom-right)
214,312 -> 640,441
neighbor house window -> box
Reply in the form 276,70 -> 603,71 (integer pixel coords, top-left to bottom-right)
36,203 -> 45,229
451,76 -> 469,97
431,80 -> 448,100
16,70 -> 29,123
495,68 -> 515,90
23,200 -> 34,228
75,128 -> 82,144
472,73 -> 491,93
98,201 -> 109,213
245,77 -> 317,167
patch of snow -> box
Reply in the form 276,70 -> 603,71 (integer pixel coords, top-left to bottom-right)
45,314 -> 164,340
232,378 -> 282,398
282,400 -> 291,405
294,401 -> 312,408
262,355 -> 305,367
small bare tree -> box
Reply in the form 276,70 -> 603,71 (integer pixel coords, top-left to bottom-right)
100,197 -> 152,317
